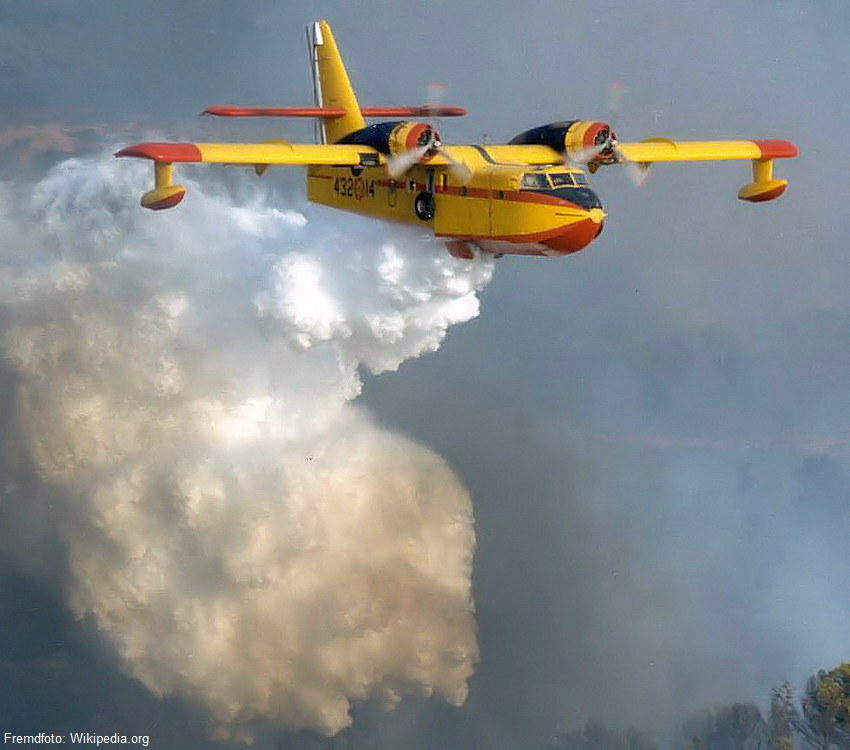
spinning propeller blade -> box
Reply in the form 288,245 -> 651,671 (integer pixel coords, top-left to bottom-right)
385,83 -> 472,185
599,84 -> 651,186
387,145 -> 430,178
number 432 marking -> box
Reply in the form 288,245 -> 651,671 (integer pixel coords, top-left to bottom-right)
334,176 -> 375,200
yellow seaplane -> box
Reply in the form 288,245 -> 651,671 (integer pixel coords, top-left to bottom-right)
117,20 -> 797,259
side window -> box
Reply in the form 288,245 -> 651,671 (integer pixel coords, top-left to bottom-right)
521,173 -> 550,189
573,172 -> 589,186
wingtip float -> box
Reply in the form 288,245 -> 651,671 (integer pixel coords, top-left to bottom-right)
116,20 -> 798,257
737,141 -> 798,202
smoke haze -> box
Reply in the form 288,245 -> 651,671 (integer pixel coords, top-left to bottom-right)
0,156 -> 492,739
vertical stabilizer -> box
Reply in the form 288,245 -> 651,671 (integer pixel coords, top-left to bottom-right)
311,20 -> 366,144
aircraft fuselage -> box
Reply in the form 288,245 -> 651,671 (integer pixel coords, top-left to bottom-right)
307,154 -> 605,257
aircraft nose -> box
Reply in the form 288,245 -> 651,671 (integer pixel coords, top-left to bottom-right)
543,208 -> 606,254
588,207 -> 605,224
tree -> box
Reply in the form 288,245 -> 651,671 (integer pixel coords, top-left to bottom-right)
551,719 -> 657,750
680,702 -> 770,750
769,681 -> 798,749
796,662 -> 850,749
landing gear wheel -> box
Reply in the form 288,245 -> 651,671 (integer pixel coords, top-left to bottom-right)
414,191 -> 435,221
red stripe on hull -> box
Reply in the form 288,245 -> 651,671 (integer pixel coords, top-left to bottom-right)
436,224 -> 576,244
439,217 -> 601,253
375,179 -> 587,210
447,240 -> 475,259
473,240 -> 572,257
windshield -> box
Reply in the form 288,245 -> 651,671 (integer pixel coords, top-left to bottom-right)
560,186 -> 602,210
550,173 -> 575,187
518,170 -> 602,210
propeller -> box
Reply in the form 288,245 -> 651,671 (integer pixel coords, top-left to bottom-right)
386,84 -> 472,185
564,143 -> 606,170
600,83 -> 650,187
387,144 -> 431,178
436,144 -> 474,185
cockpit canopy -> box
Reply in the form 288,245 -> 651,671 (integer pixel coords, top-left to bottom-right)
520,171 -> 602,210
549,172 -> 588,187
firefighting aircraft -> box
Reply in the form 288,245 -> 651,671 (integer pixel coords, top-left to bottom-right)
116,20 -> 797,259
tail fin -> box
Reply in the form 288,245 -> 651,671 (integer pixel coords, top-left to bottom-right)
309,20 -> 366,144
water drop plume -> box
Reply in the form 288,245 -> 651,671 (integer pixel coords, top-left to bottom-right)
0,155 -> 493,738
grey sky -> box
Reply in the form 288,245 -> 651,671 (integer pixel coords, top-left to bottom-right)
1,1 -> 848,748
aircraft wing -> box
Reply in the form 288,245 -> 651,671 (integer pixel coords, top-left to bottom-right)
615,138 -> 797,163
436,141 -> 799,169
116,140 -> 397,209
115,141 -> 561,169
116,141 -> 383,167
614,138 -> 798,201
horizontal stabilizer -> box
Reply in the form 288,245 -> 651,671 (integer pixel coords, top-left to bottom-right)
202,105 -> 467,118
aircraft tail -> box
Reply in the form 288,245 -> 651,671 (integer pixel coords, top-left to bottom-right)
308,20 -> 366,144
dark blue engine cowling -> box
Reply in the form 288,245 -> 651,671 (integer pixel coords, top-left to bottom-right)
338,122 -> 403,153
508,121 -> 579,150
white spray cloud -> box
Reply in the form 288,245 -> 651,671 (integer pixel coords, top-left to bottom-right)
0,155 -> 493,738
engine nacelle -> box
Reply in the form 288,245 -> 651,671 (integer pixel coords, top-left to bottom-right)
339,121 -> 440,162
509,120 -> 616,164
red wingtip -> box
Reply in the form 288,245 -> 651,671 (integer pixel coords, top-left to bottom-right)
754,139 -> 798,159
115,143 -> 203,162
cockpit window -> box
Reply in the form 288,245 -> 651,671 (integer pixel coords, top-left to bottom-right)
517,170 -> 602,210
521,173 -> 550,189
550,173 -> 575,187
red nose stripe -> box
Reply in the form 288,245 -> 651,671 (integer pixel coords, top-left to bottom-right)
542,218 -> 600,253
